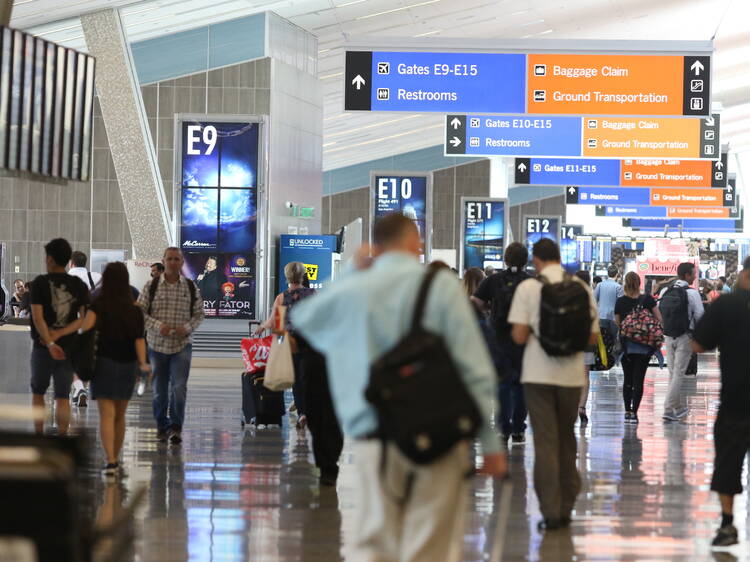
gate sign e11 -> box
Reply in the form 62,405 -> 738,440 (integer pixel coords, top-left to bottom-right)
371,172 -> 431,258
460,198 -> 507,272
345,44 -> 711,116
524,215 -> 561,262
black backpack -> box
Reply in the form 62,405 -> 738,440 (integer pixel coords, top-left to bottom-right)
659,283 -> 690,337
365,268 -> 482,465
490,269 -> 529,338
537,274 -> 592,357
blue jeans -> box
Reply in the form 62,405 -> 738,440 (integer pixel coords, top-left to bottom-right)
498,380 -> 527,436
150,345 -> 192,432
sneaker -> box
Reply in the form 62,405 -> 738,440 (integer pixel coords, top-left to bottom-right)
169,428 -> 182,444
266,424 -> 281,429
662,411 -> 679,422
712,524 -> 738,547
511,433 -> 525,445
156,430 -> 168,442
625,412 -> 633,423
76,391 -> 88,408
675,407 -> 689,419
102,463 -> 118,477
256,424 -> 267,430
631,413 -> 639,424
136,380 -> 146,397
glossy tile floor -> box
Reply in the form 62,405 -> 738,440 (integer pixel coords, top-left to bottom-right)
1,352 -> 749,561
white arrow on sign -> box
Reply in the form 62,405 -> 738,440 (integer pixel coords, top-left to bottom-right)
727,184 -> 733,192
568,186 -> 576,195
352,75 -> 366,89
705,116 -> 715,127
691,60 -> 705,76
518,163 -> 527,172
715,160 -> 724,169
449,137 -> 461,148
450,117 -> 462,129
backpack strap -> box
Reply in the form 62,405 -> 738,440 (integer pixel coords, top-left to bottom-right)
186,278 -> 197,317
146,276 -> 160,315
86,272 -> 95,290
411,268 -> 441,332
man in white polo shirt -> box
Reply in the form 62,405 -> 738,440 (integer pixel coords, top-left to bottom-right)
509,238 -> 599,532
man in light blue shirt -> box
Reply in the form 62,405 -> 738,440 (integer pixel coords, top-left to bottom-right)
292,213 -> 505,561
594,265 -> 624,323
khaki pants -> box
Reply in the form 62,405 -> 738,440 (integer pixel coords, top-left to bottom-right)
350,440 -> 470,562
524,383 -> 582,520
663,334 -> 692,414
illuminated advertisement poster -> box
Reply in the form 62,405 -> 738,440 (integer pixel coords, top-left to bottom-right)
279,235 -> 337,291
560,224 -> 583,273
179,121 -> 260,320
523,215 -> 561,261
460,198 -> 507,271
371,172 -> 431,258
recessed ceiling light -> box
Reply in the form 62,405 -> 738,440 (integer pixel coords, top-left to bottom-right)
357,0 -> 441,21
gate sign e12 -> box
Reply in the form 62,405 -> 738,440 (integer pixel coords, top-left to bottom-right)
371,173 -> 431,257
524,215 -> 561,262
345,46 -> 711,116
460,198 -> 507,271
279,235 -> 337,291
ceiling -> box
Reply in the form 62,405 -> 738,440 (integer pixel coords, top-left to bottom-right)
13,0 -> 750,171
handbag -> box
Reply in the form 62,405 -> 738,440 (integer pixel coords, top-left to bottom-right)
620,298 -> 664,349
263,333 -> 295,391
241,335 -> 273,374
592,323 -> 616,371
69,329 -> 97,382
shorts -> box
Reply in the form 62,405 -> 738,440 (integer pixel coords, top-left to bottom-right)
711,410 -> 750,495
30,346 -> 75,398
91,357 -> 137,401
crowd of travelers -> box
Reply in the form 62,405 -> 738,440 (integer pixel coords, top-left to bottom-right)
22,214 -> 750,556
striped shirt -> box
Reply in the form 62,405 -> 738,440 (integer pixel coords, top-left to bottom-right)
137,275 -> 204,354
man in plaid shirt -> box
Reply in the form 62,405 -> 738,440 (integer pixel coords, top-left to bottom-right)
137,247 -> 204,444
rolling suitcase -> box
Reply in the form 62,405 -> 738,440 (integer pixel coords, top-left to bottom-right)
241,371 -> 285,427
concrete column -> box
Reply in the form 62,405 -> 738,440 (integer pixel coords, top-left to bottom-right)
489,156 -> 510,199
81,9 -> 171,257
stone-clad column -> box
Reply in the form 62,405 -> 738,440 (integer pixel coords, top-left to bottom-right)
81,9 -> 171,256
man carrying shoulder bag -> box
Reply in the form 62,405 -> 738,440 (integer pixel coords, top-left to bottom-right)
292,212 -> 506,562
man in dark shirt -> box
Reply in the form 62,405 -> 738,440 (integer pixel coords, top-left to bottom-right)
29,238 -> 89,435
692,257 -> 750,548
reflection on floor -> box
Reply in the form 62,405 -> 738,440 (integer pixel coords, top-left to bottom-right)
0,353 -> 748,561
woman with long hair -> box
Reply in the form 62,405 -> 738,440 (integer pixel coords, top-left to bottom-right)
463,267 -> 486,297
54,262 -> 148,476
615,272 -> 662,424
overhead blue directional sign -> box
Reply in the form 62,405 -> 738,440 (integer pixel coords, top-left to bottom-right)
515,158 -> 621,186
625,218 -> 743,231
445,114 -> 582,157
353,52 -> 527,113
565,186 -> 651,206
596,205 -> 668,218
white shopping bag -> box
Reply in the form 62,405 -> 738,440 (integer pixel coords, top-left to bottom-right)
263,333 -> 295,391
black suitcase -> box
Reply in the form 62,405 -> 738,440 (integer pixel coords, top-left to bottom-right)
241,371 -> 285,427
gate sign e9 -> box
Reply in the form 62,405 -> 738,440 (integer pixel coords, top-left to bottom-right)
186,125 -> 218,155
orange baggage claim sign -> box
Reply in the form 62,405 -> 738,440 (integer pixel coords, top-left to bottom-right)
581,117 -> 715,159
527,53 -> 710,116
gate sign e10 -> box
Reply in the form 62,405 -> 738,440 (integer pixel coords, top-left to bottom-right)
345,45 -> 711,116
460,198 -> 507,272
371,173 -> 431,257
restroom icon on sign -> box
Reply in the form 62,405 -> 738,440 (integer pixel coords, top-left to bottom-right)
377,88 -> 390,100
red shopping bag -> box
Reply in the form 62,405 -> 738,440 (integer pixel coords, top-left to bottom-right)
241,336 -> 273,374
